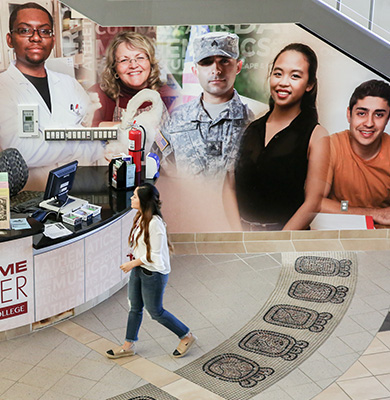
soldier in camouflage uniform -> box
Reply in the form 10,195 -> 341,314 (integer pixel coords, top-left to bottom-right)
160,31 -> 253,177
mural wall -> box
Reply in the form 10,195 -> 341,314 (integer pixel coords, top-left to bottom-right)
0,0 -> 388,232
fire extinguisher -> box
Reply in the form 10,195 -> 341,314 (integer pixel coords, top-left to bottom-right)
128,121 -> 146,173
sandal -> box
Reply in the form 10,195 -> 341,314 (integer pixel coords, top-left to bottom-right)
173,333 -> 197,358
106,344 -> 136,359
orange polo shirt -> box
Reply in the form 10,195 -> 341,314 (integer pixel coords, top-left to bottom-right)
327,130 -> 390,208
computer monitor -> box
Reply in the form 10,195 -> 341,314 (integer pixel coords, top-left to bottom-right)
39,160 -> 87,214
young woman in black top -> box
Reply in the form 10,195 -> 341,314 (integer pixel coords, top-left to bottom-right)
224,43 -> 329,231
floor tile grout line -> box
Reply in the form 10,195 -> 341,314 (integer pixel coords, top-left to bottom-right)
53,320 -> 220,400
4,327 -> 75,396
7,250 -> 384,400
334,381 -> 355,400
49,256 -> 293,399
337,373 -> 390,394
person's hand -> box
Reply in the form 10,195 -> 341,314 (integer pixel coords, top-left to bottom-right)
81,92 -> 102,127
103,141 -> 127,162
372,207 -> 390,225
120,260 -> 137,273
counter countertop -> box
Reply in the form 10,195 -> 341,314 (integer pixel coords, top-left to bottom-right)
3,166 -> 143,249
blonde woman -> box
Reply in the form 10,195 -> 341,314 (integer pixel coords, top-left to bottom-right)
90,31 -> 180,126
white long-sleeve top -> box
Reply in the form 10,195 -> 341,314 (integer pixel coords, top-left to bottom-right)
132,215 -> 171,275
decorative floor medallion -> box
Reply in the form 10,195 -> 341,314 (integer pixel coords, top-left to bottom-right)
288,280 -> 348,304
175,252 -> 357,400
203,353 -> 274,388
114,252 -> 358,400
106,384 -> 179,400
263,304 -> 333,332
295,255 -> 352,277
238,329 -> 308,361
128,397 -> 155,400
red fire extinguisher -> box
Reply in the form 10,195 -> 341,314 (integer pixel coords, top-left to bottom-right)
128,121 -> 145,173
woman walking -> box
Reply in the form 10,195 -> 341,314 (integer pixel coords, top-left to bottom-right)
106,183 -> 196,359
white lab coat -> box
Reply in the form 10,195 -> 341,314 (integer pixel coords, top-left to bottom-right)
0,63 -> 104,190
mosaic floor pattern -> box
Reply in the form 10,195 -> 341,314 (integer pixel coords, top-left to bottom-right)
106,383 -> 179,400
111,251 -> 357,400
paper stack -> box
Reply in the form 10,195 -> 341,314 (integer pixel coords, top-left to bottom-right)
310,212 -> 374,230
0,172 -> 10,230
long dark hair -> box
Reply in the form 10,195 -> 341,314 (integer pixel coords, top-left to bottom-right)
269,43 -> 318,119
129,183 -> 172,262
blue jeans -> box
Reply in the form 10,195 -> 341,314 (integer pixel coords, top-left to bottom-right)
125,267 -> 189,342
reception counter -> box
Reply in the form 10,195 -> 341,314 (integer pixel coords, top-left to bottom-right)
0,166 -> 139,340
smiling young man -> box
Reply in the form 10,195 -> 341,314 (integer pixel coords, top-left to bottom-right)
321,80 -> 390,224
160,31 -> 253,177
0,2 -> 104,190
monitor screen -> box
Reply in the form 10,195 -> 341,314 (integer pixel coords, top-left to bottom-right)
43,160 -> 78,207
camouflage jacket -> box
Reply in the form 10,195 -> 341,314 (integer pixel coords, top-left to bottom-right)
162,90 -> 253,176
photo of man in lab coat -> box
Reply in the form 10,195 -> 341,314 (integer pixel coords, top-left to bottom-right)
0,2 -> 105,190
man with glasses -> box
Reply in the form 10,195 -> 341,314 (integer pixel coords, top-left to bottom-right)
0,2 -> 104,190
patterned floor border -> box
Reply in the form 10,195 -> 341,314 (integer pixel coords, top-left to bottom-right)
106,383 -> 179,400
110,251 -> 358,400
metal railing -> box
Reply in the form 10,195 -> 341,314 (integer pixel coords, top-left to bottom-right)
318,0 -> 390,44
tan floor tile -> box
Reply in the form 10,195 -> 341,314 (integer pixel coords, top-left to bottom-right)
245,240 -> 295,252
378,374 -> 390,391
196,232 -> 243,242
292,230 -> 339,240
86,337 -> 117,355
172,243 -> 197,255
293,239 -> 343,251
122,357 -> 180,387
169,233 -> 195,243
19,366 -> 64,391
0,359 -> 33,381
363,336 -> 389,355
6,342 -> 52,365
196,242 -> 246,254
113,354 -> 142,366
338,376 -> 390,400
0,377 -> 15,394
39,391 -> 79,399
163,378 -> 224,400
50,374 -> 96,398
2,382 -> 46,400
243,231 -> 291,241
5,247 -> 390,400
360,352 -> 390,375
340,239 -> 390,251
68,358 -> 113,381
337,360 -> 372,381
312,383 -> 351,400
340,230 -> 388,239
4,325 -> 31,340
54,320 -> 100,344
86,337 -> 140,365
378,331 -> 390,348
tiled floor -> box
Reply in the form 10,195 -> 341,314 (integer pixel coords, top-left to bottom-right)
0,250 -> 389,400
